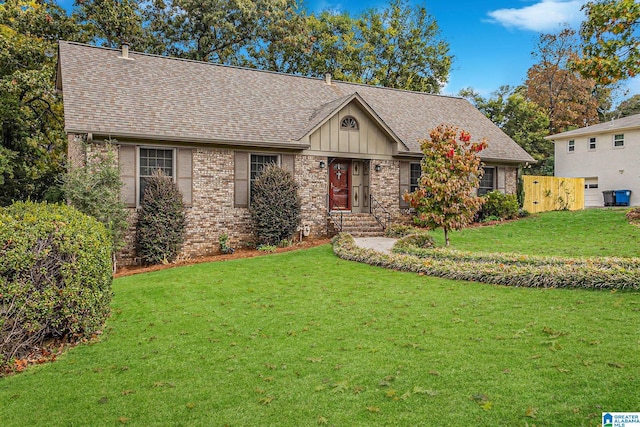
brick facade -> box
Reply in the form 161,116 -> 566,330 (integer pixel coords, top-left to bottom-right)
100,141 -> 521,265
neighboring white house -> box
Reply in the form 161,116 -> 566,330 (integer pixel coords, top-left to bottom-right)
547,113 -> 640,207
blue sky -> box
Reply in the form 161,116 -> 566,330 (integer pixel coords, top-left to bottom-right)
307,0 -> 639,103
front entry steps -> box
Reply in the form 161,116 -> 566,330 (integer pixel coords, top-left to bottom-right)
328,212 -> 385,237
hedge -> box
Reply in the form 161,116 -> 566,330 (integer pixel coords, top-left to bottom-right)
0,202 -> 113,371
332,233 -> 640,290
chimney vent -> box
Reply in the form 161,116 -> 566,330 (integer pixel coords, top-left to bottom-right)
120,41 -> 130,59
325,72 -> 332,85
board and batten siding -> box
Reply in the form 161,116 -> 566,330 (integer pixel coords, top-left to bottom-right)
309,104 -> 394,156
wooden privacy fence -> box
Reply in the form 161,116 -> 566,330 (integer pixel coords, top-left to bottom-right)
523,176 -> 584,213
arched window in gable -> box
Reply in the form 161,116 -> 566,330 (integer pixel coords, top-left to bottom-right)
340,116 -> 359,131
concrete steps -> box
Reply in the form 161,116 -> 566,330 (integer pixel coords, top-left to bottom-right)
328,212 -> 385,237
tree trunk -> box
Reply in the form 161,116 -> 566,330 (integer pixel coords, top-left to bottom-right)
444,227 -> 450,247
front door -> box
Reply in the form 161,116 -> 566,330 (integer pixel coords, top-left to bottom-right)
329,160 -> 351,210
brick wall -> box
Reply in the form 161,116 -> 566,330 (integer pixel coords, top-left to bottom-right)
369,159 -> 402,220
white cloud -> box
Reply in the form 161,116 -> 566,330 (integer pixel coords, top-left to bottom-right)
486,0 -> 587,32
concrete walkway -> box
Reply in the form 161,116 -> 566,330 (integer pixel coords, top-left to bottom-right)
352,237 -> 397,254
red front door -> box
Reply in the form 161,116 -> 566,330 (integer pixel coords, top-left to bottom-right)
329,160 -> 351,210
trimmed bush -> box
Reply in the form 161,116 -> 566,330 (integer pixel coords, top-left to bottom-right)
0,201 -> 113,370
394,233 -> 435,251
250,164 -> 301,246
477,190 -> 519,222
136,170 -> 187,265
332,233 -> 640,290
384,223 -> 423,238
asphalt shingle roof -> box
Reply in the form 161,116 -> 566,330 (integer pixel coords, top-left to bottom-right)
546,113 -> 640,139
57,41 -> 534,163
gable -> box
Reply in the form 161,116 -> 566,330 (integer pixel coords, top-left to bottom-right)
309,101 -> 397,156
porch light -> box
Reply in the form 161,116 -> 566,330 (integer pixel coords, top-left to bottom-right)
374,163 -> 382,172
319,160 -> 326,169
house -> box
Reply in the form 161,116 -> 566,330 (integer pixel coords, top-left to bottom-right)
547,113 -> 640,207
56,41 -> 534,264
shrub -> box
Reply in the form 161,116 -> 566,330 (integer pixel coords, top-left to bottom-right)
332,233 -> 640,290
219,234 -> 235,254
250,164 -> 301,246
0,201 -> 112,371
62,139 -> 129,255
394,233 -> 435,251
477,191 -> 519,222
385,223 -> 422,238
136,170 -> 187,265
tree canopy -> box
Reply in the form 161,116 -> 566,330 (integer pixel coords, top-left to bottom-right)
525,28 -> 600,134
0,0 -> 83,206
575,0 -> 640,86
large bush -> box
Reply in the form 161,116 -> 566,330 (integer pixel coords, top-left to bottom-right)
0,201 -> 113,370
250,164 -> 301,246
477,190 -> 520,222
63,140 -> 129,255
136,170 -> 187,264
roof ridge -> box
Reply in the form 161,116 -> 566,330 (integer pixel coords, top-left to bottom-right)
59,40 -> 462,100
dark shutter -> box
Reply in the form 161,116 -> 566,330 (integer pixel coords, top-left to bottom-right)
399,161 -> 410,208
119,145 -> 136,207
234,151 -> 249,208
281,154 -> 294,174
177,148 -> 193,206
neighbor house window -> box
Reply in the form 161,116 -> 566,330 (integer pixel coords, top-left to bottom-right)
250,154 -> 279,199
410,163 -> 421,192
478,167 -> 495,196
568,140 -> 575,152
584,177 -> 599,189
139,147 -> 174,203
589,137 -> 596,150
340,116 -> 359,130
614,134 -> 624,148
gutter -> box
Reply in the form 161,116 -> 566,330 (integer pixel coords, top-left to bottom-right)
65,130 -> 311,150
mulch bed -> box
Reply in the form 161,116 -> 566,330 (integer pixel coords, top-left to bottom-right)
114,238 -> 331,278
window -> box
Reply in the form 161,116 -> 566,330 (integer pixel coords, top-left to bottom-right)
139,147 -> 174,203
585,177 -> 599,189
589,137 -> 596,150
478,167 -> 495,196
340,116 -> 359,130
410,163 -> 421,192
614,134 -> 624,148
250,154 -> 278,199
568,140 -> 575,152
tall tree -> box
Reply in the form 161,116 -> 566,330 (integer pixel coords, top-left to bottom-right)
575,0 -> 640,85
356,0 -> 451,92
615,94 -> 640,117
0,0 -> 82,205
461,86 -> 552,175
525,28 -> 600,134
73,0 -> 146,49
143,0 -> 304,65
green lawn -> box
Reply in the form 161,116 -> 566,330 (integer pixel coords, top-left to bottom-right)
434,208 -> 640,257
1,209 -> 639,426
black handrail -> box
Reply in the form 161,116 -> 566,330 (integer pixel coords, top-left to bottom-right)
370,194 -> 391,230
326,193 -> 343,232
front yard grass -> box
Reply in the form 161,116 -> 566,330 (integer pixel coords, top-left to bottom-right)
1,219 -> 639,426
433,208 -> 639,257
